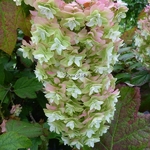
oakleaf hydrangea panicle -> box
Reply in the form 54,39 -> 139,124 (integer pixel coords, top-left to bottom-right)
16,0 -> 128,149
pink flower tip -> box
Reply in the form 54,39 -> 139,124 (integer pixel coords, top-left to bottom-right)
76,0 -> 91,5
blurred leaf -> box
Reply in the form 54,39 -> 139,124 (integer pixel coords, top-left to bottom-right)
121,27 -> 136,45
128,62 -> 142,71
0,85 -> 9,103
0,0 -> 31,55
94,85 -> 150,150
29,137 -> 42,150
115,73 -> 131,81
17,69 -> 35,79
6,119 -> 43,138
0,131 -> 31,150
140,83 -> 150,112
119,53 -> 134,61
138,9 -> 146,20
0,52 -> 9,64
113,64 -> 124,72
118,47 -> 132,54
130,70 -> 150,86
13,77 -> 42,99
0,64 -> 5,84
82,146 -> 92,150
48,132 -> 61,140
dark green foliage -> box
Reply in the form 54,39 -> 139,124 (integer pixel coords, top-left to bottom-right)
6,120 -> 43,138
13,77 -> 43,99
120,0 -> 148,32
0,131 -> 32,150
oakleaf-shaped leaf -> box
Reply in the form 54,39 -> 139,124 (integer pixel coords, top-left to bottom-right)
6,120 -> 43,138
13,77 -> 43,98
130,70 -> 150,86
0,0 -> 31,55
94,85 -> 150,150
0,131 -> 31,150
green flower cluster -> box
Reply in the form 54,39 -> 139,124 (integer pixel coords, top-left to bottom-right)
14,0 -> 127,148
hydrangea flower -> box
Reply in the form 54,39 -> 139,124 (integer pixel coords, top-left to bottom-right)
13,0 -> 22,5
134,3 -> 150,68
16,0 -> 128,149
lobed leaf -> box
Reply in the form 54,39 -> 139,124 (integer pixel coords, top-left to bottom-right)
94,85 -> 150,150
13,77 -> 43,99
130,70 -> 150,86
6,119 -> 43,138
0,0 -> 31,55
0,131 -> 31,150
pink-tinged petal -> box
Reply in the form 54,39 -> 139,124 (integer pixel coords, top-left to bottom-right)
76,0 -> 91,5
47,71 -> 55,75
54,78 -> 60,84
91,75 -> 99,81
30,11 -> 50,25
0,120 -> 7,133
46,104 -> 57,110
59,83 -> 66,93
79,111 -> 87,118
22,40 -> 35,47
63,2 -> 82,12
81,95 -> 89,102
63,28 -> 77,45
33,0 -> 49,9
82,117 -> 93,124
64,4 -> 74,12
54,0 -> 65,9
45,84 -> 55,92
10,104 -> 21,114
107,87 -> 114,93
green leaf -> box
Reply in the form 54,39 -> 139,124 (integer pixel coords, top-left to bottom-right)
0,64 -> 5,84
0,0 -> 31,55
13,77 -> 42,98
82,145 -> 92,150
6,119 -> 43,138
128,62 -> 142,71
139,83 -> 150,112
118,53 -> 134,62
30,137 -> 42,150
0,131 -> 31,150
94,85 -> 150,150
130,70 -> 150,86
0,85 -> 9,103
115,73 -> 131,83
